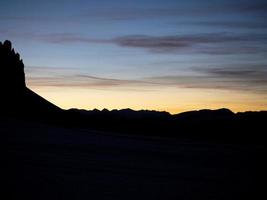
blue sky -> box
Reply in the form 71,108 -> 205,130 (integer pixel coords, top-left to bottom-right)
1,0 -> 267,112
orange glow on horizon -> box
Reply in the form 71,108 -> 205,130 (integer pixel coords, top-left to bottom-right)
29,85 -> 267,114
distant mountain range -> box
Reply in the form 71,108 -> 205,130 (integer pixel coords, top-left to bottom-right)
0,40 -> 266,143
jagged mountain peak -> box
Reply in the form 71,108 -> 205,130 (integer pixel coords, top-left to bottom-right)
0,40 -> 26,91
0,40 -> 61,115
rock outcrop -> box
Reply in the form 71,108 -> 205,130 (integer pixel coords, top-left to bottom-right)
0,40 -> 61,116
0,40 -> 26,92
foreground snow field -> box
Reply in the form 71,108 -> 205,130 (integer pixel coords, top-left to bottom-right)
2,118 -> 265,200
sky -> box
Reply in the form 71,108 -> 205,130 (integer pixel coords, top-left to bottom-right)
0,0 -> 267,113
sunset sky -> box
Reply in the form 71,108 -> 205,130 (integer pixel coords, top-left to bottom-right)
1,0 -> 267,113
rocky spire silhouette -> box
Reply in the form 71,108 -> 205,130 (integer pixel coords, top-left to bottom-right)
0,40 -> 61,116
0,40 -> 26,93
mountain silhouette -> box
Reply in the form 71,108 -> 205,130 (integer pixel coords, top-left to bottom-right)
173,108 -> 235,120
0,40 -> 61,117
0,40 -> 266,143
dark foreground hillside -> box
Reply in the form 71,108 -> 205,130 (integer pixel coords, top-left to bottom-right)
1,117 -> 265,200
1,40 -> 266,199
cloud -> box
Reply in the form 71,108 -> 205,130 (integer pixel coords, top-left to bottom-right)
141,63 -> 267,93
43,32 -> 267,55
26,66 -> 153,89
111,33 -> 267,54
36,32 -> 265,55
145,74 -> 267,93
27,75 -> 135,88
197,65 -> 267,84
25,64 -> 267,94
2,25 -> 267,55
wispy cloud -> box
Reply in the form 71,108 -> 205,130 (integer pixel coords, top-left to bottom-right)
197,65 -> 267,84
2,27 -> 267,55
25,65 -> 267,94
19,32 -> 267,55
26,66 -> 153,89
144,64 -> 267,92
111,33 -> 267,54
